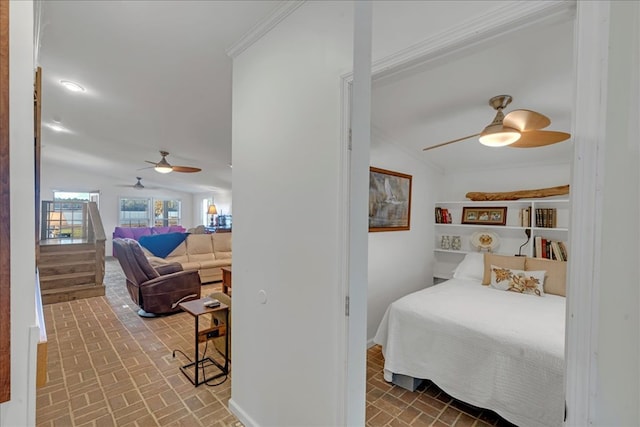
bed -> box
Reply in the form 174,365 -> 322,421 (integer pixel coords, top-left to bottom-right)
373,253 -> 566,427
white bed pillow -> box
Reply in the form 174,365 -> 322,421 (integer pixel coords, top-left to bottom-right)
490,264 -> 546,296
452,252 -> 484,282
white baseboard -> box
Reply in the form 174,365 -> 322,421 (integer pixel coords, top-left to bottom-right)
229,398 -> 260,427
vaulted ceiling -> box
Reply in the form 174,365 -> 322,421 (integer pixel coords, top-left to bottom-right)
37,1 -> 574,194
37,0 -> 281,194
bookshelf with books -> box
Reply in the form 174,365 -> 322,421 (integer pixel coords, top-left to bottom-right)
533,236 -> 568,261
433,199 -> 569,278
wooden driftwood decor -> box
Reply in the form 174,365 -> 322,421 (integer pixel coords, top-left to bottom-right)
465,185 -> 570,201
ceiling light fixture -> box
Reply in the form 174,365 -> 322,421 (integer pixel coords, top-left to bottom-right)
478,95 -> 521,147
154,156 -> 173,174
478,124 -> 521,147
48,123 -> 67,132
60,80 -> 85,92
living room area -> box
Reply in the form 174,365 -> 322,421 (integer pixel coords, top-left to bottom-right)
7,1 -> 639,426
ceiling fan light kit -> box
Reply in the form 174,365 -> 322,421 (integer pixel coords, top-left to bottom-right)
154,164 -> 173,174
479,124 -> 521,147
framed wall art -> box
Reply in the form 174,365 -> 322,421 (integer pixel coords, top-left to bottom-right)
369,167 -> 412,232
461,206 -> 507,226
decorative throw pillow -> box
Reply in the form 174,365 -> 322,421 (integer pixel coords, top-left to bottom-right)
452,252 -> 484,282
525,257 -> 567,297
482,253 -> 526,285
490,265 -> 546,296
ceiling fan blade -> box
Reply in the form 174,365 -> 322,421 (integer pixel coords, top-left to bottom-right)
172,165 -> 202,173
144,160 -> 158,165
503,109 -> 550,132
509,130 -> 571,148
423,133 -> 480,151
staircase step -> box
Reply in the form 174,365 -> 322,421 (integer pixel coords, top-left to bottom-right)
39,272 -> 96,290
40,243 -> 95,253
39,260 -> 96,276
40,250 -> 96,263
41,283 -> 106,305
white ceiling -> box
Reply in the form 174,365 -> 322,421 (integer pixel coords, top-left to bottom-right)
371,17 -> 575,172
37,0 -> 281,194
37,1 -> 575,194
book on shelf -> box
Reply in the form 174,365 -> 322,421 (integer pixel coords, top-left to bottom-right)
519,207 -> 531,227
441,208 -> 449,224
435,207 -> 452,224
533,235 -> 568,260
534,208 -> 557,228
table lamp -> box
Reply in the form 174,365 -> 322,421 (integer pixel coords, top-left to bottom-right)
208,204 -> 217,227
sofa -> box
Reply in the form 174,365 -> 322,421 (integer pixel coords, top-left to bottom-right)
143,233 -> 232,284
112,226 -> 186,255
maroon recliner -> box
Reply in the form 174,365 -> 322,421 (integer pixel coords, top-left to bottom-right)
113,238 -> 201,317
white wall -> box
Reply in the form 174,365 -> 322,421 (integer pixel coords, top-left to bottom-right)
40,162 -> 194,255
0,1 -> 37,426
230,2 -> 354,425
593,1 -> 639,424
192,190 -> 232,227
367,134 -> 442,342
440,162 -> 572,201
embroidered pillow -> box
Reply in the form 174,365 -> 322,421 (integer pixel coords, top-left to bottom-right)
490,265 -> 546,296
482,254 -> 525,285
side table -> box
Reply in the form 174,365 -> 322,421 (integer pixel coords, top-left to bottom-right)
221,266 -> 232,295
177,297 -> 229,386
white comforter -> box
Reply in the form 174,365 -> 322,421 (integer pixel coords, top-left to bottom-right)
374,278 -> 565,427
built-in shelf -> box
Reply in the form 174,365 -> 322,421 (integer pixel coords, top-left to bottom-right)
434,199 -> 570,271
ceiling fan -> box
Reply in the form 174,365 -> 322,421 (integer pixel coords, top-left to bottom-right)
423,95 -> 571,151
133,176 -> 145,190
116,177 -> 158,190
145,150 -> 201,173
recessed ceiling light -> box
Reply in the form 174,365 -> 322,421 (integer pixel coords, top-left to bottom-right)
48,123 -> 67,132
60,80 -> 85,92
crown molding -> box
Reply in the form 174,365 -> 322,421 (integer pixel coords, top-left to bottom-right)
226,1 -> 305,59
371,0 -> 576,81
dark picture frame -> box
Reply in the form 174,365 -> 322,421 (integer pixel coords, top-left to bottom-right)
369,167 -> 412,232
461,206 -> 507,226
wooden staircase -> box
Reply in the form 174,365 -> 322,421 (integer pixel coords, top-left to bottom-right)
38,242 -> 106,304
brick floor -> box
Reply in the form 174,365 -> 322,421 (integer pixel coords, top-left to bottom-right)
36,258 -> 515,426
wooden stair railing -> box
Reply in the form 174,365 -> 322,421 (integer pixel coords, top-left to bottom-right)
87,201 -> 105,286
38,201 -> 106,304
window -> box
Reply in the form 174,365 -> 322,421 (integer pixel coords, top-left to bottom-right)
53,191 -> 99,207
153,199 -> 181,227
45,191 -> 100,238
119,197 -> 182,227
202,198 -> 210,226
119,198 -> 151,227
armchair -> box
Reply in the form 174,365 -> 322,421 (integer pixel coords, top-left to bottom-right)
113,238 -> 201,317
